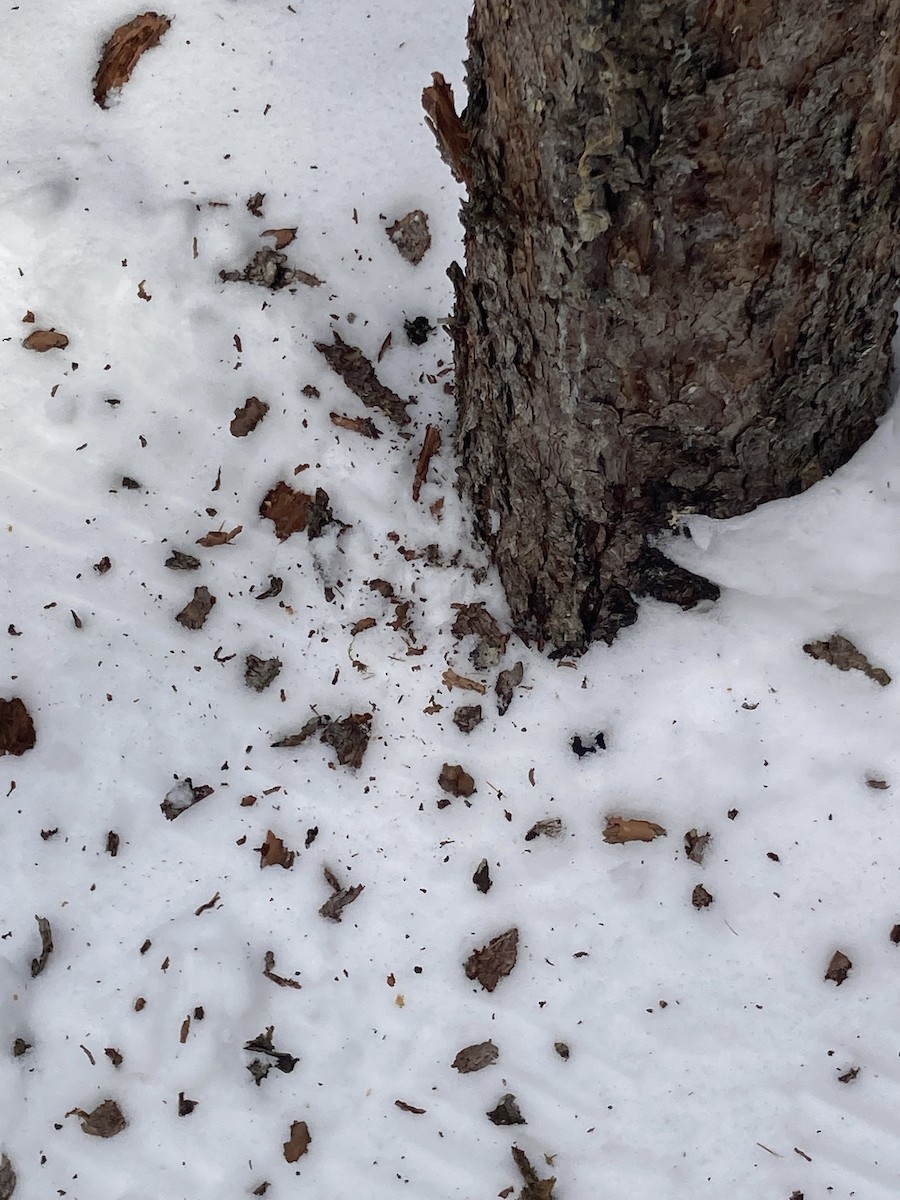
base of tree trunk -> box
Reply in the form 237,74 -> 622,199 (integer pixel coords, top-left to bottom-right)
449,0 -> 900,653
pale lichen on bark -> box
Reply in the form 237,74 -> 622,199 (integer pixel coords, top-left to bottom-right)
450,0 -> 900,652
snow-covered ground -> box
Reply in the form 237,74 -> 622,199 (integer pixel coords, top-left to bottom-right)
3,4 -> 900,1198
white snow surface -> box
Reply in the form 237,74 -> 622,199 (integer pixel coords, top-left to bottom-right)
2,4 -> 900,1199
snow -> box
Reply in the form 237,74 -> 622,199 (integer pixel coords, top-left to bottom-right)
2,3 -> 899,1198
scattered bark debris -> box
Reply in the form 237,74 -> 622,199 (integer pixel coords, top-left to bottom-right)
283,1120 -> 311,1163
465,928 -> 518,992
496,662 -> 524,715
825,950 -> 852,985
487,1094 -> 526,1126
422,72 -> 471,187
404,316 -> 435,345
443,668 -> 486,695
196,525 -> 242,547
64,1099 -> 127,1138
438,763 -> 476,798
386,210 -> 431,265
175,586 -> 216,629
245,1027 -> 299,1084
452,1040 -> 498,1073
571,731 -> 605,756
22,329 -> 69,352
92,12 -> 171,108
511,1145 -> 556,1200
247,192 -> 265,217
255,575 -> 283,600
0,698 -> 36,757
272,713 -> 330,748
178,1092 -> 198,1116
684,829 -> 711,863
165,549 -> 201,571
261,227 -> 297,250
525,818 -> 564,842
245,655 -> 282,692
260,482 -> 338,541
93,556 -> 112,574
452,603 -> 507,664
314,332 -> 411,426
258,830 -> 295,869
392,1098 -> 426,1115
838,1066 -> 860,1083
603,816 -> 666,844
891,924 -> 900,945
330,412 -> 381,439
105,1048 -> 123,1067
412,424 -> 441,501
252,1183 -> 270,1197
161,778 -> 214,820
275,712 -> 371,769
193,894 -> 220,920
263,949 -> 301,990
0,1155 -> 14,1200
106,831 -> 120,857
220,247 -> 322,290
866,777 -> 889,789
319,866 -> 364,922
13,1039 -> 31,1057
30,916 -> 53,978
692,884 -> 714,909
472,859 -> 492,894
803,634 -> 891,686
554,1042 -> 570,1060
230,396 -> 269,437
120,476 -> 142,490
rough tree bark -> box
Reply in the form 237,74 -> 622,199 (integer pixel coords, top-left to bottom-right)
433,1 -> 900,653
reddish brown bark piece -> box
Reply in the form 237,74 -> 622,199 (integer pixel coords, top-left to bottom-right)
330,412 -> 381,439
386,210 -> 431,265
442,668 -> 486,695
465,927 -> 518,992
261,228 -> 297,250
260,482 -> 336,541
263,950 -> 301,989
22,329 -> 68,352
603,816 -> 666,844
825,950 -> 852,986
691,884 -> 714,909
422,73 -> 471,187
0,697 -> 36,756
314,332 -> 411,426
230,396 -> 269,437
93,12 -> 171,109
803,634 -> 891,686
259,830 -> 295,870
175,586 -> 216,629
283,1120 -> 311,1162
196,526 -> 242,547
412,424 -> 441,501
65,1099 -> 127,1137
438,763 -> 476,798
511,1145 -> 556,1200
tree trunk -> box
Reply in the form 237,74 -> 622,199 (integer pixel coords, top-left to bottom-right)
447,0 -> 900,653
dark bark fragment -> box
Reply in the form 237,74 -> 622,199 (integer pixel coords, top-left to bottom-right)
451,1 -> 900,651
315,332 -> 411,426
